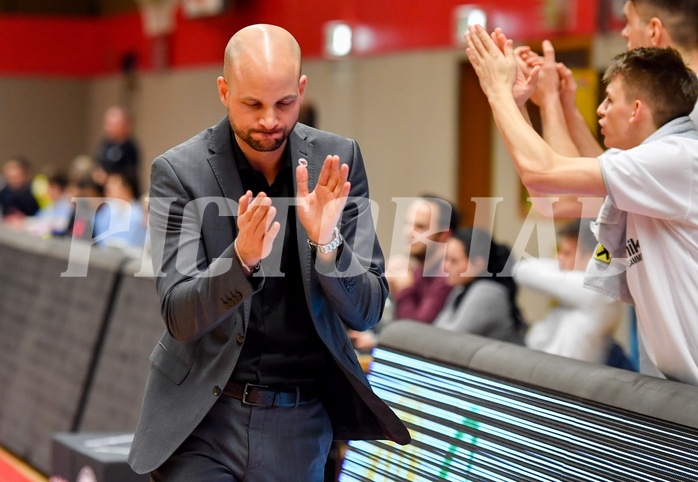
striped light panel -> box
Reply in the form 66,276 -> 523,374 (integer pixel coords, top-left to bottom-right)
339,348 -> 698,482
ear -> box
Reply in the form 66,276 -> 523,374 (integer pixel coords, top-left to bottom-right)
629,99 -> 654,127
629,99 -> 642,122
648,17 -> 669,47
298,74 -> 307,102
216,76 -> 229,107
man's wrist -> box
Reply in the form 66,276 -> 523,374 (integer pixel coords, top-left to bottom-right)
234,239 -> 260,275
308,227 -> 344,254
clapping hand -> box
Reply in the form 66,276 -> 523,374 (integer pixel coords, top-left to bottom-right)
466,26 -> 540,107
296,155 -> 350,246
465,25 -> 520,101
235,191 -> 281,269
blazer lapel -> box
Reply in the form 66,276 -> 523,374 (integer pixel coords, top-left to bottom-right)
289,126 -> 316,314
207,116 -> 246,206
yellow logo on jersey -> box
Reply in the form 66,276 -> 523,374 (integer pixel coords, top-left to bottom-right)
594,243 -> 611,264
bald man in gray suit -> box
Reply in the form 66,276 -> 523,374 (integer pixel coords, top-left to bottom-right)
128,24 -> 410,481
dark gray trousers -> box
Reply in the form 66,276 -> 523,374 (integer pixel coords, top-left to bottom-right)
151,395 -> 333,482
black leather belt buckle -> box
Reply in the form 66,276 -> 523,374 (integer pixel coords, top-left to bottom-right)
242,383 -> 269,407
241,383 -> 303,407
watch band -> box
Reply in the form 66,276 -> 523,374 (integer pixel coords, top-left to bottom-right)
308,227 -> 344,254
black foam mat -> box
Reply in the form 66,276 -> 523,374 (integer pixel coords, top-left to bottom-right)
78,271 -> 164,433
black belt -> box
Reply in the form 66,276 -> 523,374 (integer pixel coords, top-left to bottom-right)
223,381 -> 319,407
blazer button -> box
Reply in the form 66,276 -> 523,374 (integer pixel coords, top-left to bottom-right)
236,333 -> 244,345
213,386 -> 222,396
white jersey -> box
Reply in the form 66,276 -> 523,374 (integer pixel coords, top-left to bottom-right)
516,258 -> 622,364
598,118 -> 698,384
690,76 -> 698,126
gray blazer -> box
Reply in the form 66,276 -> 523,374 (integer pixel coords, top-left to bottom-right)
128,117 -> 410,474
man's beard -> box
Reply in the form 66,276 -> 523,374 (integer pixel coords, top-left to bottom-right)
232,121 -> 294,152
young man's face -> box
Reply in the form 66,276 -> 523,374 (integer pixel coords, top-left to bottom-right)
597,76 -> 636,150
621,1 -> 653,50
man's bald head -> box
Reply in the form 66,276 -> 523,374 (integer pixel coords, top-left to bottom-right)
223,24 -> 302,81
216,24 -> 307,158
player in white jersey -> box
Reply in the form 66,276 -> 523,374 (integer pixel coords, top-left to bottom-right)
511,0 -> 698,219
465,28 -> 698,385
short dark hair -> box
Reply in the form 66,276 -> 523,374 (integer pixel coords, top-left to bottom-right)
419,193 -> 461,233
48,172 -> 69,189
603,46 -> 698,127
557,218 -> 597,254
109,171 -> 141,199
630,0 -> 698,50
451,226 -> 524,329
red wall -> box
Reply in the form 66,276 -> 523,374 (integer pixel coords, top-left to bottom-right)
0,0 -> 601,77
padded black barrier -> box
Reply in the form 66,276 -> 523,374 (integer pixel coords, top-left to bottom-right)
339,321 -> 698,482
52,432 -> 148,482
78,257 -> 165,433
0,227 -> 127,474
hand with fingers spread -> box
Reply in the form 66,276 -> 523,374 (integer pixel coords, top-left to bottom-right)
490,28 -> 540,108
296,154 -> 351,245
465,25 -> 519,101
235,190 -> 281,271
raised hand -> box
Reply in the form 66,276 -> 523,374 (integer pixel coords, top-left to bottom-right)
530,40 -> 562,106
235,190 -> 281,268
296,155 -> 351,245
465,25 -> 518,100
514,45 -> 544,75
489,28 -> 541,107
557,62 -> 579,111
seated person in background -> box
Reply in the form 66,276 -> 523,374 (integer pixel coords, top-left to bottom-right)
94,171 -> 147,252
515,219 -> 624,364
433,227 -> 526,345
27,171 -> 74,236
64,178 -> 104,241
348,195 -> 459,353
389,194 -> 460,322
0,156 -> 40,226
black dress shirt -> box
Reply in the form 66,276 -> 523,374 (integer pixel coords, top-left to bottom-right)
229,135 -> 329,386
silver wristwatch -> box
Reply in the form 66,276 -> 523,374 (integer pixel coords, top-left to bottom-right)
308,227 -> 344,254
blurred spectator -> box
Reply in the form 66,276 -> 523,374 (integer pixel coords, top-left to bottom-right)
0,156 -> 40,226
348,195 -> 460,353
433,227 -> 526,344
93,106 -> 140,185
515,219 -> 627,366
67,154 -> 96,186
26,171 -> 73,236
388,194 -> 460,323
94,171 -> 147,253
64,177 -> 104,241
